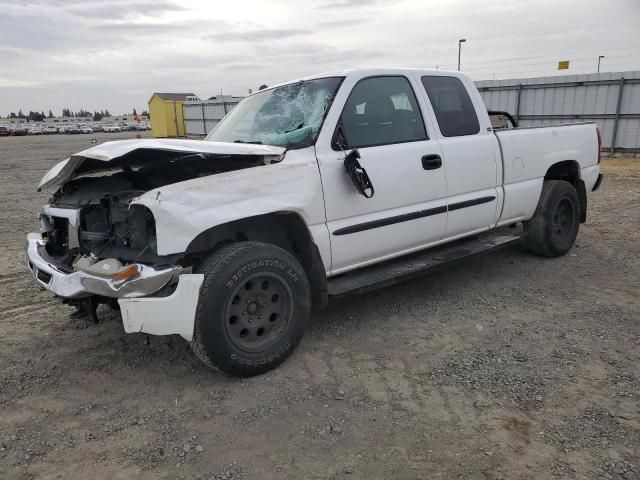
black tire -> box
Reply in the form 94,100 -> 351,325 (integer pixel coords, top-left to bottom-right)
190,242 -> 311,377
524,180 -> 580,257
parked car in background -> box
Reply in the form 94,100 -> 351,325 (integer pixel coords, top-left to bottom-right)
27,126 -> 43,135
0,126 -> 10,136
11,126 -> 28,136
104,124 -> 121,132
64,125 -> 80,134
43,126 -> 58,135
79,126 -> 93,134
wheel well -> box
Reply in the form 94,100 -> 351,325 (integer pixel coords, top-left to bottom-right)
544,160 -> 587,223
184,212 -> 328,306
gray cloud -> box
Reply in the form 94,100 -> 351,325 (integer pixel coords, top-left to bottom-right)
315,0 -> 386,8
66,1 -> 185,19
222,63 -> 270,71
0,0 -> 639,116
206,28 -> 310,43
0,13 -> 83,51
315,18 -> 370,28
94,19 -> 195,32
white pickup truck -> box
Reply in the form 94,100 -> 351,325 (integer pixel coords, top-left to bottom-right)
27,68 -> 603,376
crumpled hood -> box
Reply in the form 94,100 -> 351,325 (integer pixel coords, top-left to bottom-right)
38,138 -> 286,190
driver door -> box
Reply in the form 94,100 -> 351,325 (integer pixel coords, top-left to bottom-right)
315,75 -> 448,274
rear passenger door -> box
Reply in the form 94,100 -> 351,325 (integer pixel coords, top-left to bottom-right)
420,75 -> 501,239
315,75 -> 447,274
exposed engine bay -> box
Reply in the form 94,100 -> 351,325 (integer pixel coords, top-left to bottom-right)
41,150 -> 273,269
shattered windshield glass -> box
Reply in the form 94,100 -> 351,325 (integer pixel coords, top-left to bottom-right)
205,77 -> 343,149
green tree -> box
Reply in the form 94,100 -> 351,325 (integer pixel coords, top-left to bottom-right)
28,111 -> 46,122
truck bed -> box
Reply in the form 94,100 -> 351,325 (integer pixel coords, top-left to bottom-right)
493,122 -> 600,225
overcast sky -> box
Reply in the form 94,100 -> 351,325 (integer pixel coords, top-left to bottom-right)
1,0 -> 639,116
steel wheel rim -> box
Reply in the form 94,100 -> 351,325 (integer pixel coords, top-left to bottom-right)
223,272 -> 293,353
553,198 -> 574,241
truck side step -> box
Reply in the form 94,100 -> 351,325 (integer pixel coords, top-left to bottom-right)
327,229 -> 524,296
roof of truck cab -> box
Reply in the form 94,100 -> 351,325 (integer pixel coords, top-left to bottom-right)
302,67 -> 462,79
254,68 -> 466,95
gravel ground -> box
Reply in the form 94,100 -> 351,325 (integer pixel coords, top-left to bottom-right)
0,133 -> 638,479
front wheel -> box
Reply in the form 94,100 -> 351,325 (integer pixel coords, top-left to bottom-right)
524,180 -> 580,257
191,242 -> 311,377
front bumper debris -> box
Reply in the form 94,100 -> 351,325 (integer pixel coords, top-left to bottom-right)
25,232 -> 181,299
26,232 -> 204,341
119,274 -> 204,341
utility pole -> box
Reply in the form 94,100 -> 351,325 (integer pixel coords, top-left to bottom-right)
458,38 -> 466,71
597,55 -> 605,73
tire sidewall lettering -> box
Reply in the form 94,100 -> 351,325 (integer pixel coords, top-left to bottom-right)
229,342 -> 291,368
226,258 -> 299,289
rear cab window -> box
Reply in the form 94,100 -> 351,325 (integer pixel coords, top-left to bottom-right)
421,76 -> 480,137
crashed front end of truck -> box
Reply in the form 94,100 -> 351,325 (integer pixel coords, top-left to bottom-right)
26,139 -> 287,339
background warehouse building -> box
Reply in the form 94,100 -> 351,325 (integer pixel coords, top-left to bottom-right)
183,95 -> 244,136
477,70 -> 640,154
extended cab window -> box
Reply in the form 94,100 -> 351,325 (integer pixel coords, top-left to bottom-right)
336,76 -> 427,149
421,76 -> 480,137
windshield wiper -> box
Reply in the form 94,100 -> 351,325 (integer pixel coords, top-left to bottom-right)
233,140 -> 263,144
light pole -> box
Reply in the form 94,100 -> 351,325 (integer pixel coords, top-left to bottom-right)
597,55 -> 605,73
458,38 -> 466,71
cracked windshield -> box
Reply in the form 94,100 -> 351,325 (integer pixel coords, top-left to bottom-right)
205,77 -> 343,149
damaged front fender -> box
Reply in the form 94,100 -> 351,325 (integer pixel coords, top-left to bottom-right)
131,147 -> 325,256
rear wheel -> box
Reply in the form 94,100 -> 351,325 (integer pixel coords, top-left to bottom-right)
524,180 -> 580,257
191,242 -> 311,377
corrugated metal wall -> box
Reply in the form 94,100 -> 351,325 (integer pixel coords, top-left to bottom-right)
183,96 -> 243,136
476,71 -> 640,153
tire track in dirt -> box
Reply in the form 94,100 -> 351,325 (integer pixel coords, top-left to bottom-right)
1,302 -> 57,320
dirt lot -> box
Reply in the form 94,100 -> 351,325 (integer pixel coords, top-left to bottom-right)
0,133 -> 638,480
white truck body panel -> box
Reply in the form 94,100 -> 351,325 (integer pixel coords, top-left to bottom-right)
495,123 -> 599,224
415,71 -> 502,239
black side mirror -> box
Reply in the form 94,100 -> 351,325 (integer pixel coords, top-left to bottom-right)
344,149 -> 375,198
